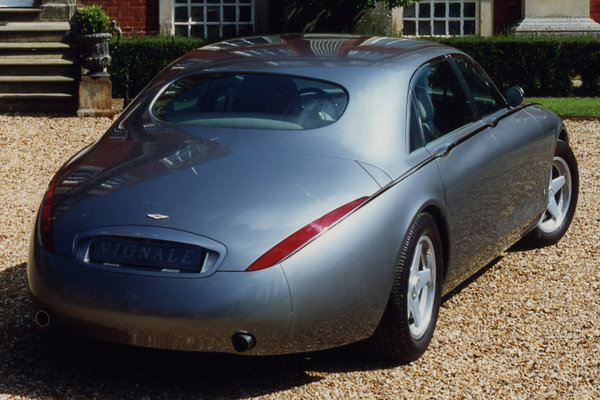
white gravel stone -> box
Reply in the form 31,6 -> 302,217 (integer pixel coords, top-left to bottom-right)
0,114 -> 598,399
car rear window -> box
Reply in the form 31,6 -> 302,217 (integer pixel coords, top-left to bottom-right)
151,73 -> 349,130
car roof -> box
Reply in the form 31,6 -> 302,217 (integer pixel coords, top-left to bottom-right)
165,34 -> 461,85
138,35 -> 466,176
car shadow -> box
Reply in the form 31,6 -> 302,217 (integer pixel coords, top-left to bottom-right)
0,263 -> 392,399
441,256 -> 504,302
505,239 -> 539,252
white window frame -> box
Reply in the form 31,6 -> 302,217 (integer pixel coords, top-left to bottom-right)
0,0 -> 35,7
172,0 -> 255,38
403,0 -> 479,37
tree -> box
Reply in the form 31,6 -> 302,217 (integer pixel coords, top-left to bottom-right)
301,1 -> 418,9
272,0 -> 421,34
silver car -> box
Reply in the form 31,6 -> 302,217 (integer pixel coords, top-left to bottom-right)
28,35 -> 578,363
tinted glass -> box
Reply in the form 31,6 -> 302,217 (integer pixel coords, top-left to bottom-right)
174,6 -> 187,22
222,25 -> 236,38
239,5 -> 252,22
454,59 -> 506,117
190,25 -> 204,37
434,3 -> 446,18
403,20 -> 416,35
464,2 -> 476,17
409,98 -> 424,152
412,60 -> 475,142
223,6 -> 235,21
175,25 -> 187,36
464,20 -> 476,35
449,21 -> 460,35
434,21 -> 446,35
152,74 -> 349,130
449,3 -> 460,17
191,7 -> 203,21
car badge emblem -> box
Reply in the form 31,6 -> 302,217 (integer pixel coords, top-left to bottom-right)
147,213 -> 169,220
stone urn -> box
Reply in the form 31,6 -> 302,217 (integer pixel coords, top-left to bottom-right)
79,32 -> 112,75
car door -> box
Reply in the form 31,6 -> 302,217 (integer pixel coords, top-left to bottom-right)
452,56 -> 550,245
410,58 -> 505,288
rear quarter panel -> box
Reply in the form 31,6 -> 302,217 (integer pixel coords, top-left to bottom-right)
279,153 -> 445,352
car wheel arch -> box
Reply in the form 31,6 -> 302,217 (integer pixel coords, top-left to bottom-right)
420,204 -> 449,283
368,210 -> 444,362
558,128 -> 569,144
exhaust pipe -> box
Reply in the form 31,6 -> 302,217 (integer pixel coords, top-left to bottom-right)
34,310 -> 51,328
232,332 -> 256,353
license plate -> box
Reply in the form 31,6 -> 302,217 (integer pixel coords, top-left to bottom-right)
89,236 -> 205,273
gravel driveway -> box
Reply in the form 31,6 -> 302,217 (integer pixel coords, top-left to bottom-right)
1,113 -> 598,399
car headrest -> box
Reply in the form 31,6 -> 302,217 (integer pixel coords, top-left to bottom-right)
414,87 -> 434,122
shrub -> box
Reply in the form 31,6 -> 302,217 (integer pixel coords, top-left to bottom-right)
108,36 -> 207,98
433,36 -> 600,96
73,5 -> 110,35
107,35 -> 600,99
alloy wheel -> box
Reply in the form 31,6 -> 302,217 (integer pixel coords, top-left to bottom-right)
407,235 -> 436,340
538,156 -> 572,234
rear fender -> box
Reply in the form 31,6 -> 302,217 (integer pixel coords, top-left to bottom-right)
280,159 -> 445,352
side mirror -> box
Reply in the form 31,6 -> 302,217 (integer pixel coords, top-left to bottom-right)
505,85 -> 524,108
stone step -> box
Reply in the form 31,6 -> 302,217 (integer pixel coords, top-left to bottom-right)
0,57 -> 77,76
0,75 -> 75,83
0,22 -> 70,43
0,58 -> 75,65
0,75 -> 76,93
0,7 -> 42,22
0,41 -> 71,49
0,42 -> 71,50
0,21 -> 78,114
0,42 -> 74,59
0,92 -> 77,114
0,92 -> 73,100
0,52 -> 74,59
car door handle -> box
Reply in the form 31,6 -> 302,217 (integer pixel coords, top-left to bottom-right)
488,118 -> 499,128
434,143 -> 455,158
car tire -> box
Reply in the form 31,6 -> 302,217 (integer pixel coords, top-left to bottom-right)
523,139 -> 578,247
370,212 -> 442,363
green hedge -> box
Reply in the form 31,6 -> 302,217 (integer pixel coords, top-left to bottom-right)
108,36 -> 207,98
108,35 -> 600,99
434,36 -> 600,96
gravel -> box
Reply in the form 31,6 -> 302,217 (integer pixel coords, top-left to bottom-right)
0,113 -> 598,399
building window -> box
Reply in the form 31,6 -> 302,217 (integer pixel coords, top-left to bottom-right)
403,0 -> 478,36
173,0 -> 254,39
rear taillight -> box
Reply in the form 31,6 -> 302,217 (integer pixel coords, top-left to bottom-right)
246,196 -> 369,271
40,175 -> 58,252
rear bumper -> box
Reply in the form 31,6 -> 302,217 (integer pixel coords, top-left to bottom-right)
28,240 -> 292,355
27,181 -> 420,355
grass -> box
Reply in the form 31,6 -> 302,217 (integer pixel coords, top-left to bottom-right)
527,97 -> 600,117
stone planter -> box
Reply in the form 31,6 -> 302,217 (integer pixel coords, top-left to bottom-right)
79,32 -> 112,75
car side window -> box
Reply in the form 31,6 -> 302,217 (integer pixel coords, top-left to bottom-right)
408,96 -> 424,152
453,58 -> 506,117
412,60 -> 475,143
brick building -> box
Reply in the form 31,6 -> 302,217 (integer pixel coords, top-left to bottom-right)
78,0 -> 159,35
3,0 -> 600,37
400,0 -> 600,36
74,0 -> 600,38
77,0 -> 269,37
594,0 -> 600,21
